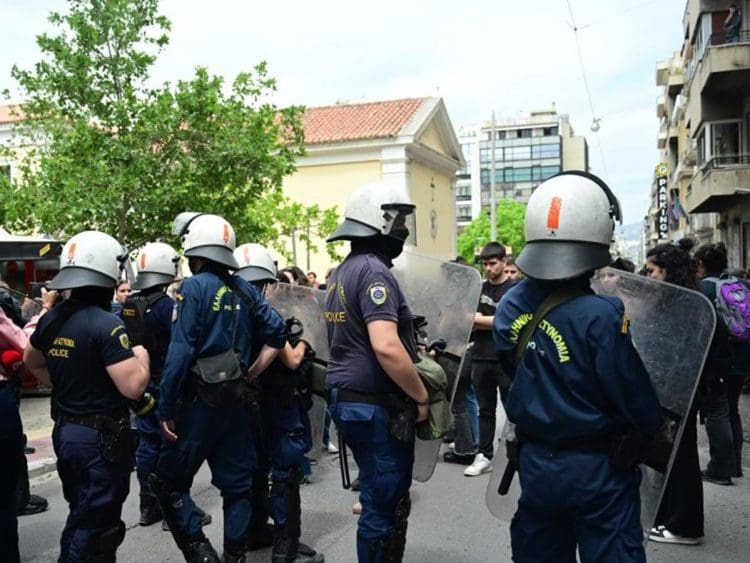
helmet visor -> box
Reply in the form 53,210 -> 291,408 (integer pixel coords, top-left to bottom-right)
382,204 -> 416,243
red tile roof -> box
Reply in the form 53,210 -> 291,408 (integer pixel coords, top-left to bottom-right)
0,105 -> 25,125
302,98 -> 429,145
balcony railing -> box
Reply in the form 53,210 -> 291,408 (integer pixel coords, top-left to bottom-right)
456,215 -> 472,223
455,194 -> 471,201
704,154 -> 750,169
709,30 -> 750,47
685,31 -> 750,86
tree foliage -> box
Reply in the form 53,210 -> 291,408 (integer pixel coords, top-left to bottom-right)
0,0 -> 338,252
457,199 -> 526,262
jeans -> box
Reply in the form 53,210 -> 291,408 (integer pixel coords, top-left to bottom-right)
467,386 -> 479,446
451,356 -> 479,456
471,359 -> 509,460
704,383 -> 736,479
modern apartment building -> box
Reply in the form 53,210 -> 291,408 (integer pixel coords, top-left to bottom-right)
649,0 -> 750,267
454,109 -> 589,232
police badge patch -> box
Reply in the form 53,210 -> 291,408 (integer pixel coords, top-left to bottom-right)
369,283 -> 387,305
119,333 -> 130,350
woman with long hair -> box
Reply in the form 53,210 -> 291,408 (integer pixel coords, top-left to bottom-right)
645,243 -> 730,545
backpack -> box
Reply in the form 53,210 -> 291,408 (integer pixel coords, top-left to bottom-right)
706,275 -> 750,342
120,292 -> 168,357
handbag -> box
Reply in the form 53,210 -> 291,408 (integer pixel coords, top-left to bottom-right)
192,290 -> 245,408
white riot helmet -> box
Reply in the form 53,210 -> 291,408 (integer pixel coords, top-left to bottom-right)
49,231 -> 127,290
327,181 -> 415,242
172,212 -> 239,270
234,243 -> 277,283
133,242 -> 180,290
516,171 -> 622,281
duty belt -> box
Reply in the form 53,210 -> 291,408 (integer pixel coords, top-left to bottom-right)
332,388 -> 405,409
56,412 -> 128,433
525,434 -> 613,454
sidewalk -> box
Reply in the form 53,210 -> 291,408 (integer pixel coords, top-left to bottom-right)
20,395 -> 56,478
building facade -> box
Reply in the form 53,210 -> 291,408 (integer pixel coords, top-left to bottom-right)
649,0 -> 750,267
281,97 -> 464,275
454,109 -> 589,233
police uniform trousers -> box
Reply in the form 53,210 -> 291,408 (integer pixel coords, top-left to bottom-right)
0,384 -> 23,563
511,443 -> 645,563
262,393 -> 312,530
328,389 -> 413,561
135,384 -> 161,506
53,422 -> 131,562
156,398 -> 256,547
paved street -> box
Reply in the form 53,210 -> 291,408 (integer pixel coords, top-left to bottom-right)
16,394 -> 750,562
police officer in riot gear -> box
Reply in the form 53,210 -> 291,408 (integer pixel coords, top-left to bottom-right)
235,243 -> 324,563
23,231 -> 151,562
492,172 -> 664,562
120,242 -> 211,529
325,182 -> 429,563
151,214 -> 287,563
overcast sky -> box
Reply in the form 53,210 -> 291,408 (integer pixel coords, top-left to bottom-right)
0,0 -> 686,225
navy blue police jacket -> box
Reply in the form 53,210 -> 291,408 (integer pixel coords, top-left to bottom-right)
325,249 -> 416,395
30,303 -> 134,418
493,278 -> 663,443
159,266 -> 286,420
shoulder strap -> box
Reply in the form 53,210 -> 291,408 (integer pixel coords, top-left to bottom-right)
230,277 -> 258,318
145,291 -> 167,308
514,286 -> 587,368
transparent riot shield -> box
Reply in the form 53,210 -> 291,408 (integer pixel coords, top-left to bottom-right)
392,249 -> 482,481
266,283 -> 329,362
266,283 -> 329,446
485,271 -> 716,536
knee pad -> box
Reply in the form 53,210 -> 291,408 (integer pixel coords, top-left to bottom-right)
85,520 -> 125,562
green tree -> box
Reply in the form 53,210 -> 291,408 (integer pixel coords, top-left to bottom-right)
0,0 -> 337,251
457,199 -> 526,263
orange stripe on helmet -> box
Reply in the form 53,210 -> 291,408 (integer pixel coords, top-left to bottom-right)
139,252 -> 147,270
547,197 -> 562,230
67,242 -> 77,263
222,223 -> 230,244
244,245 -> 251,264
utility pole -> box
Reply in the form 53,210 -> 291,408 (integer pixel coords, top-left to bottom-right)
490,111 -> 497,241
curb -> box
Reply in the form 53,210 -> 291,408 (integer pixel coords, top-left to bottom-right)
28,457 -> 57,479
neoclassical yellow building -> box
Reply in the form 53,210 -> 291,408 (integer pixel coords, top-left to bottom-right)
281,97 -> 465,276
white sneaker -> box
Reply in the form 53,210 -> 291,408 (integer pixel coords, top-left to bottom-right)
325,442 -> 339,454
464,453 -> 493,477
648,525 -> 702,545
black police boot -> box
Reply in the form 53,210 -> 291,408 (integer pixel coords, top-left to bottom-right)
246,522 -> 274,550
17,494 -> 49,516
184,537 -> 220,563
139,499 -> 163,526
272,533 -> 324,563
222,538 -> 247,563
